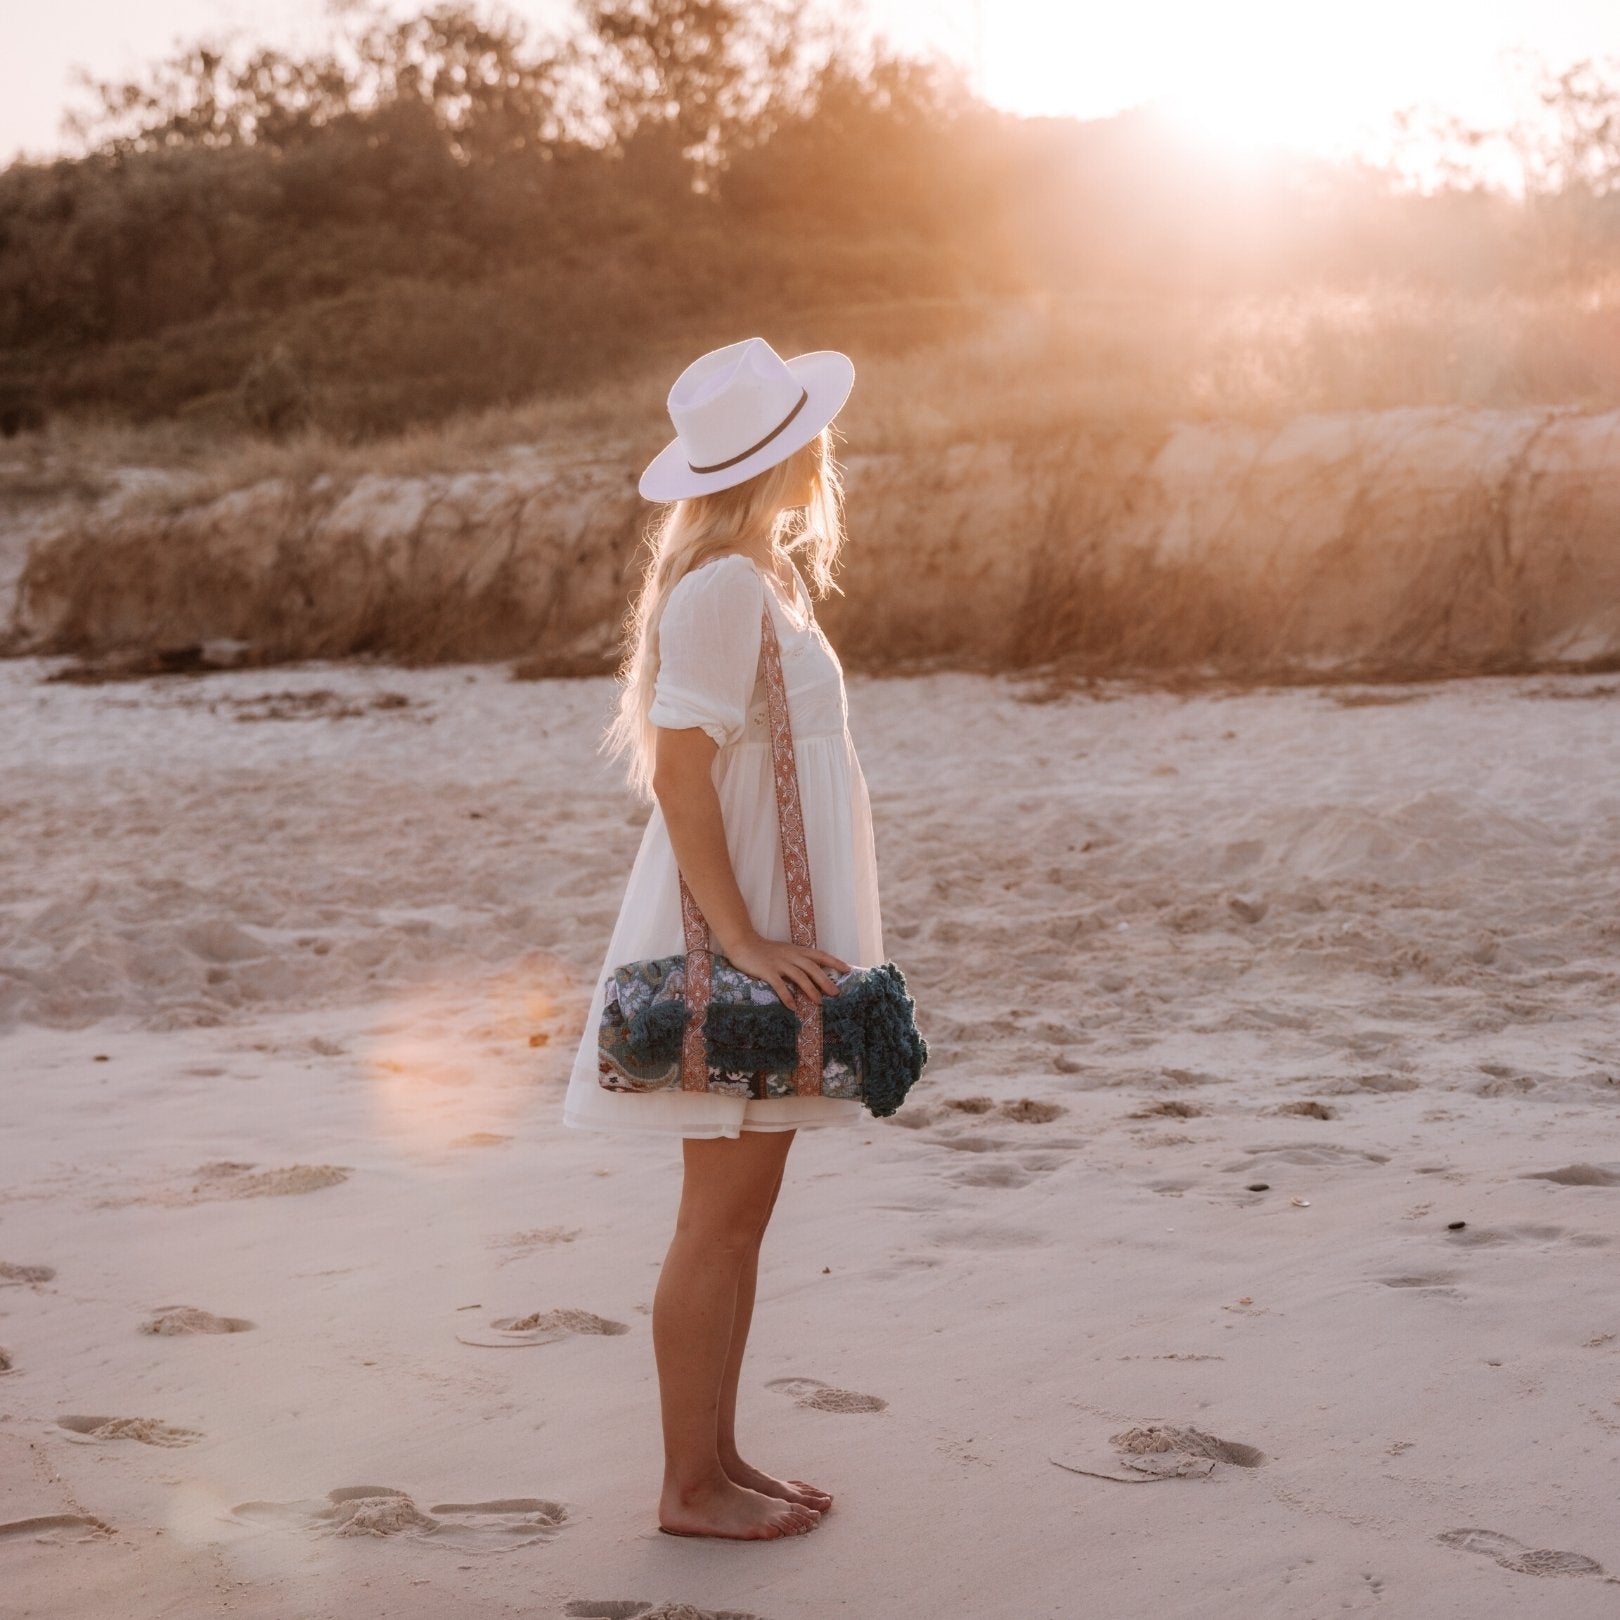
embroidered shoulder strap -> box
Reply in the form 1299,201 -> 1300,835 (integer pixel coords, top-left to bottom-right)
676,601 -> 823,1095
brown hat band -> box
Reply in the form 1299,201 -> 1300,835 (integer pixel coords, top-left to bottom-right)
686,388 -> 810,475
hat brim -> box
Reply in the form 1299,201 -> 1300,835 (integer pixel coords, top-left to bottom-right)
638,349 -> 855,503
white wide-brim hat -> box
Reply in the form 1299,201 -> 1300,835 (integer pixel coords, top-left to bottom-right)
639,336 -> 854,502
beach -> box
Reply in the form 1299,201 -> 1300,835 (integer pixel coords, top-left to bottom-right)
2,654 -> 1618,1618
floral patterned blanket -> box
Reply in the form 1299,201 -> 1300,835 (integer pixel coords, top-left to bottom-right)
597,953 -> 866,1101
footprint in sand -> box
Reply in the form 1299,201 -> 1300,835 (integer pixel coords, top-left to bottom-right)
1147,1176 -> 1201,1197
0,1262 -> 56,1285
0,1346 -> 13,1373
867,1253 -> 946,1278
1438,1527 -> 1609,1580
0,1513 -> 116,1544
940,1097 -> 1065,1124
1474,1074 -> 1538,1098
1015,1148 -> 1070,1170
1320,1073 -> 1419,1095
1222,1142 -> 1389,1172
767,1376 -> 886,1414
927,1219 -> 1048,1251
883,1103 -> 941,1130
923,1129 -> 1070,1191
564,1605 -> 767,1620
948,1159 -> 1037,1189
1129,1100 -> 1205,1120
189,1161 -> 351,1200
1377,1273 -> 1462,1294
927,1131 -> 1013,1154
998,1098 -> 1065,1123
486,1227 -> 582,1266
229,1486 -> 567,1549
1051,1422 -> 1266,1483
57,1414 -> 202,1447
140,1305 -> 255,1334
1520,1163 -> 1620,1187
456,1308 -> 630,1348
1445,1222 -> 1612,1249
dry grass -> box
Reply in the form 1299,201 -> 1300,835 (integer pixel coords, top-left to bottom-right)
14,280 -> 1620,499
0,372 -> 661,522
11,283 -> 1620,685
850,395 -> 1620,685
17,396 -> 1620,687
855,281 -> 1620,447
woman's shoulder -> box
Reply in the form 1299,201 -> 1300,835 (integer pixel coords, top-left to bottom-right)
666,553 -> 766,615
686,551 -> 764,584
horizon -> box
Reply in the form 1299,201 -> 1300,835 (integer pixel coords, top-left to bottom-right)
5,0 -> 1620,173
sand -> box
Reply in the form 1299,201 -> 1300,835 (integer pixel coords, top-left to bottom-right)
2,653 -> 1618,1618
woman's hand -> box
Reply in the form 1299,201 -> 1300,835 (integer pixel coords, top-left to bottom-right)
723,931 -> 853,1009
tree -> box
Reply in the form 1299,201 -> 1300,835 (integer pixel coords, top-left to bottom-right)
62,2 -> 575,164
578,0 -> 823,190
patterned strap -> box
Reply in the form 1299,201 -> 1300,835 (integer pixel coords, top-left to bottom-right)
676,596 -> 822,1095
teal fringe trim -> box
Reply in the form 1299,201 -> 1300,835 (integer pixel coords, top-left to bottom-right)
822,961 -> 929,1117
702,1000 -> 802,1073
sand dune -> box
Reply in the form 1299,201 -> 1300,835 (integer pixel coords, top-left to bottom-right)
10,406 -> 1620,680
1,653 -> 1618,1615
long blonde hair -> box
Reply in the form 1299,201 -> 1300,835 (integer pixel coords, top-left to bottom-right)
602,424 -> 848,804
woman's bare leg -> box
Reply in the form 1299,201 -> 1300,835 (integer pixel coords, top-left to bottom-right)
716,1151 -> 834,1512
654,1128 -> 821,1539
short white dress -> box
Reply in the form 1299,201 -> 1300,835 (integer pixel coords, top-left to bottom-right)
561,552 -> 884,1140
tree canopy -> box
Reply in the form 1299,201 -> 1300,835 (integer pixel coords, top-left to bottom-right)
4,1 -> 1619,436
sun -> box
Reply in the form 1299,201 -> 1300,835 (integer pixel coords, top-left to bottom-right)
1146,20 -> 1405,164
960,0 -> 1484,165
1153,78 -> 1368,164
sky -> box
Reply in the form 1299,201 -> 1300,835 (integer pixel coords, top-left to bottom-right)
5,0 -> 1620,166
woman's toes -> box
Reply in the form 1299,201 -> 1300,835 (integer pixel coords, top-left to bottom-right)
722,1459 -> 833,1512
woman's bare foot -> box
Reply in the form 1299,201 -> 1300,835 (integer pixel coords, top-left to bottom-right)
722,1457 -> 833,1512
659,1473 -> 821,1540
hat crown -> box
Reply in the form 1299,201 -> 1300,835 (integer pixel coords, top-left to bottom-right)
667,337 -> 807,473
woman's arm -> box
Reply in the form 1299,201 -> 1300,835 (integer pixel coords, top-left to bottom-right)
652,724 -> 851,1008
652,725 -> 753,956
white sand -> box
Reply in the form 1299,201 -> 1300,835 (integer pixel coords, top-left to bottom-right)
2,655 -> 1619,1618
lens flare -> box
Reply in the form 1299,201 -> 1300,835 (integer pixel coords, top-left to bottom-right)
355,955 -> 571,1160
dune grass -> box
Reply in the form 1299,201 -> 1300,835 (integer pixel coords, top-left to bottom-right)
9,281 -> 1620,507
9,282 -> 1620,687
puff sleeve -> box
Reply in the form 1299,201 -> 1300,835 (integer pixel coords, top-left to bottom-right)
648,556 -> 766,750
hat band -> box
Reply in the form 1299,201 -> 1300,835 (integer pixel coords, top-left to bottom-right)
686,388 -> 810,475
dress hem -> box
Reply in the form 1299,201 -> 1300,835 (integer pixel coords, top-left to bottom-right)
561,1107 -> 862,1141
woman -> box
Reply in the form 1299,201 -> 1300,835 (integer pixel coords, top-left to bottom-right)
561,336 -> 885,1540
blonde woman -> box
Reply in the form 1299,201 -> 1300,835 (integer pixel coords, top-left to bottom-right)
562,337 -> 884,1540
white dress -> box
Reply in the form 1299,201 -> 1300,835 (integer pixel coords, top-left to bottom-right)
561,552 -> 884,1140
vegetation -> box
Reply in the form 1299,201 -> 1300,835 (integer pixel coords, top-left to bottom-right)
4,2 -> 1620,444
